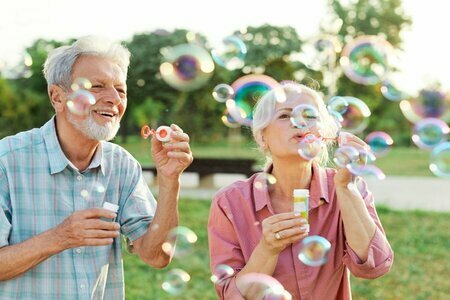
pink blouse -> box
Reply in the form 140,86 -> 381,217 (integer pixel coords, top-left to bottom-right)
208,164 -> 393,299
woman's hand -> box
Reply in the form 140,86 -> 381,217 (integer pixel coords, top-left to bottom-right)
151,124 -> 193,179
335,132 -> 371,188
260,212 -> 309,255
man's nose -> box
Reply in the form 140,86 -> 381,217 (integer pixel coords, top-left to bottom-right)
102,88 -> 122,105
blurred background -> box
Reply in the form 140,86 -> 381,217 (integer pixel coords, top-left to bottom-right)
1,0 -> 449,299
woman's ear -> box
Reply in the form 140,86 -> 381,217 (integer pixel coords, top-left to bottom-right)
48,85 -> 66,113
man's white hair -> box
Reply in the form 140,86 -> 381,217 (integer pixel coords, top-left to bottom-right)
43,35 -> 131,89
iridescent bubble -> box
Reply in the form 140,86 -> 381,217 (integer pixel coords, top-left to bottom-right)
297,134 -> 324,161
162,226 -> 197,259
211,35 -> 247,70
347,164 -> 386,180
340,35 -> 393,85
412,118 -> 450,150
333,145 -> 360,168
400,88 -> 450,123
254,173 -> 277,191
161,268 -> 191,295
380,80 -> 407,102
237,273 -> 288,300
338,96 -> 371,134
226,74 -> 285,126
365,131 -> 394,157
160,43 -> 214,92
290,104 -> 320,129
213,83 -> 234,103
298,235 -> 331,266
429,142 -> 450,178
66,90 -> 96,116
71,77 -> 92,91
221,108 -> 241,128
327,96 -> 349,115
210,264 -> 235,285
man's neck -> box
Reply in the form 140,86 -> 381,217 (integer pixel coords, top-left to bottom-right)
54,115 -> 100,171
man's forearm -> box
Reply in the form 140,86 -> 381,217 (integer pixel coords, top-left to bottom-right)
0,229 -> 62,281
134,176 -> 180,268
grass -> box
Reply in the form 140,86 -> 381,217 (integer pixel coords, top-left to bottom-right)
116,135 -> 435,177
123,200 -> 450,299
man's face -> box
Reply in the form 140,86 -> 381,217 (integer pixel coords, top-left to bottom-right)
65,55 -> 127,141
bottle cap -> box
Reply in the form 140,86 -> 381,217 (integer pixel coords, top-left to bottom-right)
102,201 -> 119,213
293,189 -> 309,197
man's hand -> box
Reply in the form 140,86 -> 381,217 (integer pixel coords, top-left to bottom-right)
151,124 -> 193,178
52,208 -> 120,250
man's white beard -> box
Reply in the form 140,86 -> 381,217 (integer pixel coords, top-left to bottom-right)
67,112 -> 120,141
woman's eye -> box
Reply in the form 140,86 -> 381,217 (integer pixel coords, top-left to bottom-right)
279,114 -> 290,119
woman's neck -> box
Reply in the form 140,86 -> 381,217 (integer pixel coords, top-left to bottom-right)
270,158 -> 312,200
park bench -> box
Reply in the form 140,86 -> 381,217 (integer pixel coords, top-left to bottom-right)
142,158 -> 258,188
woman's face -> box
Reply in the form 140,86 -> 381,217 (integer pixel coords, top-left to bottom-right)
262,93 -> 323,160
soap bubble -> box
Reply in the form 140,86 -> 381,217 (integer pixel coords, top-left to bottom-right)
298,235 -> 331,266
161,268 -> 191,295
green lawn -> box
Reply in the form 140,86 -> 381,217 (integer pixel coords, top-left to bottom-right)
116,135 -> 435,177
123,200 -> 450,299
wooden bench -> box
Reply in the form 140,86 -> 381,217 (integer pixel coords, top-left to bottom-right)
142,158 -> 258,188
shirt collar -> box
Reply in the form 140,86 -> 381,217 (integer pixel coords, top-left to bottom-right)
43,116 -> 105,175
253,162 -> 330,212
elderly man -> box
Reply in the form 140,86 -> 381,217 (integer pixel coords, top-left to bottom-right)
0,36 -> 193,299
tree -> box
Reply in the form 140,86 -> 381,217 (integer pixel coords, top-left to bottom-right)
326,0 -> 413,144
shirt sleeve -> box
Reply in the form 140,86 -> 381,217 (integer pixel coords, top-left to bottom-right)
118,162 -> 157,242
208,193 -> 245,300
0,163 -> 12,248
342,177 -> 394,279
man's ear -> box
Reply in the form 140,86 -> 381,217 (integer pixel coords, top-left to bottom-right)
48,85 -> 66,113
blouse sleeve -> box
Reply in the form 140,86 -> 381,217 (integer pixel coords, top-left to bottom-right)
208,193 -> 245,300
342,177 -> 394,279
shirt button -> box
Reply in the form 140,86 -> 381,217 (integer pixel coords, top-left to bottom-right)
80,284 -> 85,289
75,248 -> 82,254
76,175 -> 83,181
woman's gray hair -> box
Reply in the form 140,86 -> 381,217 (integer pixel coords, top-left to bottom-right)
43,35 -> 131,89
252,82 -> 339,167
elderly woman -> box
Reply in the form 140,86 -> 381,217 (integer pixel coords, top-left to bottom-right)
208,83 -> 393,299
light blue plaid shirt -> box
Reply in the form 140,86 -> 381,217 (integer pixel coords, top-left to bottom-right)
0,117 -> 156,299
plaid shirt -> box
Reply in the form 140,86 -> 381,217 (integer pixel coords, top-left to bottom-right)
0,117 -> 156,299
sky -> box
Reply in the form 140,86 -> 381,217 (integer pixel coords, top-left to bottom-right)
0,0 -> 449,95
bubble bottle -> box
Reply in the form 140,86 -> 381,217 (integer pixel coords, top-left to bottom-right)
293,189 -> 310,232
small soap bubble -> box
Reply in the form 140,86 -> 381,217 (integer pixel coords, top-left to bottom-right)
212,83 -> 234,102
290,104 -> 320,129
211,35 -> 247,70
429,142 -> 450,178
66,90 -> 96,116
162,226 -> 197,259
297,134 -> 324,161
161,268 -> 191,295
71,77 -> 92,91
412,118 -> 449,150
298,235 -> 331,266
238,273 -> 289,300
365,131 -> 394,157
333,145 -> 360,168
254,173 -> 277,191
210,264 -> 235,285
